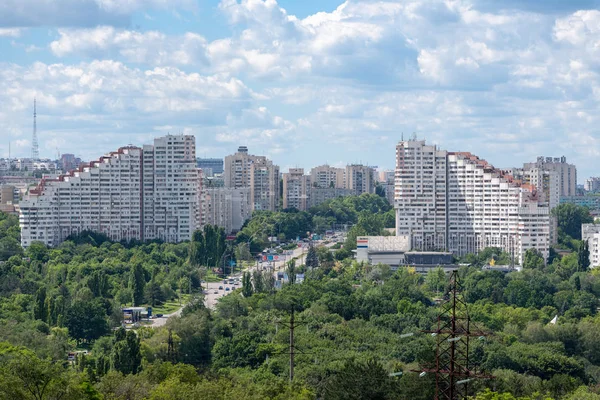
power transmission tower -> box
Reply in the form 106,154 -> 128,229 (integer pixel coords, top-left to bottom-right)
420,270 -> 491,400
32,98 -> 39,160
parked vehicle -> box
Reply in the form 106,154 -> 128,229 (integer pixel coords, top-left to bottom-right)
218,286 -> 223,290
225,287 -> 230,291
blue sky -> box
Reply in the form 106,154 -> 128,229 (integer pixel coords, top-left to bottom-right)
1,0 -> 600,181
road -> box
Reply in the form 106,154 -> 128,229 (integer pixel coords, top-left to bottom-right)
149,244 -> 310,327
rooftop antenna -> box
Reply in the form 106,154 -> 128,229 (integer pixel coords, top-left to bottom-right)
32,98 -> 39,160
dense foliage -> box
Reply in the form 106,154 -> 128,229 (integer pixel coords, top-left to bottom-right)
2,198 -> 600,399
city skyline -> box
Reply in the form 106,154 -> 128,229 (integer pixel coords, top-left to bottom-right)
2,0 -> 600,180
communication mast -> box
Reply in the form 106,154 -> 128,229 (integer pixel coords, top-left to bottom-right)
32,98 -> 39,160
421,270 -> 491,400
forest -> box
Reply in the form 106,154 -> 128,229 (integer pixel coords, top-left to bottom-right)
1,201 -> 600,399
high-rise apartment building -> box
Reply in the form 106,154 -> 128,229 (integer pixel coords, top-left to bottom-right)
585,177 -> 600,193
203,187 -> 251,233
283,168 -> 310,211
19,135 -> 200,247
395,140 -> 550,264
345,164 -> 375,195
250,159 -> 280,211
310,165 -> 345,189
223,146 -> 279,211
523,156 -> 577,198
583,224 -> 600,267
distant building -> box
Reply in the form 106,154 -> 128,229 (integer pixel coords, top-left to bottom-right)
582,224 -> 600,267
283,168 -> 310,211
19,135 -> 201,247
308,187 -> 354,208
523,156 -> 577,198
197,158 -> 224,177
60,154 -> 82,172
310,165 -> 345,189
345,164 -> 375,195
250,158 -> 280,211
395,140 -> 550,264
585,177 -> 600,193
224,146 -> 279,211
203,187 -> 251,233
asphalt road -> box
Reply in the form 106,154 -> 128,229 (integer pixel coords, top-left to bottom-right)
149,244 -> 311,327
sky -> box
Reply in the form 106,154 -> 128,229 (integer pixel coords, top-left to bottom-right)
2,0 -> 600,180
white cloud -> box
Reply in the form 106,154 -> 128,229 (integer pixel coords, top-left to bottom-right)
50,27 -> 209,66
0,28 -> 21,37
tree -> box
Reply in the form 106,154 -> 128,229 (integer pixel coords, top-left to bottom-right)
33,286 -> 48,322
234,242 -> 252,262
552,203 -> 593,240
64,299 -> 109,343
242,271 -> 253,298
425,267 -> 447,296
111,328 -> 142,375
145,280 -> 166,307
523,249 -> 545,269
287,260 -> 296,285
305,244 -> 319,269
578,240 -> 590,270
130,264 -> 146,307
323,359 -> 399,400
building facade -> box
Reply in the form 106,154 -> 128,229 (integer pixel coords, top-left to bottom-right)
585,177 -> 600,193
394,140 -> 550,264
345,164 -> 375,195
283,168 -> 310,211
203,187 -> 251,233
250,159 -> 280,211
523,156 -> 577,198
19,135 -> 201,247
310,165 -> 345,189
308,187 -> 354,208
582,224 -> 600,267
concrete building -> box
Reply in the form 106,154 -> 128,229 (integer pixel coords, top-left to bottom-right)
224,146 -> 266,189
283,168 -> 310,211
376,169 -> 395,204
582,224 -> 600,267
585,177 -> 600,193
310,165 -> 345,189
0,185 -> 17,205
345,164 -> 375,195
19,135 -> 201,247
250,158 -> 280,211
60,154 -> 82,173
224,146 -> 279,211
395,140 -> 550,264
204,187 -> 251,233
308,187 -> 354,208
523,156 -> 577,198
197,158 -> 224,177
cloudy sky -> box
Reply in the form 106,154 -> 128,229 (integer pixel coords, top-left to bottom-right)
2,0 -> 600,180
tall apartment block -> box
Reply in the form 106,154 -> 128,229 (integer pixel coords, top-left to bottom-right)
585,177 -> 600,193
19,135 -> 200,247
395,140 -> 550,264
250,158 -> 280,211
345,164 -> 375,195
283,168 -> 310,211
310,165 -> 345,189
523,156 -> 577,197
203,187 -> 251,233
224,146 -> 279,211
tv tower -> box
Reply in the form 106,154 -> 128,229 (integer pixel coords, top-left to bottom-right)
31,98 -> 39,160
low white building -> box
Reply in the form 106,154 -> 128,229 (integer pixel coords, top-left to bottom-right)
582,224 -> 600,267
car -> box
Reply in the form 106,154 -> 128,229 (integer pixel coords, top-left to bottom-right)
213,290 -> 218,294
223,280 -> 227,284
225,287 -> 230,291
218,286 -> 223,290
234,281 -> 240,286
155,314 -> 163,318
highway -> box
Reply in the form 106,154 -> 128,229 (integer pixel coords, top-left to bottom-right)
150,244 -> 309,327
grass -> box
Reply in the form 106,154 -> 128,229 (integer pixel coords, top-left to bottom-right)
150,294 -> 191,315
